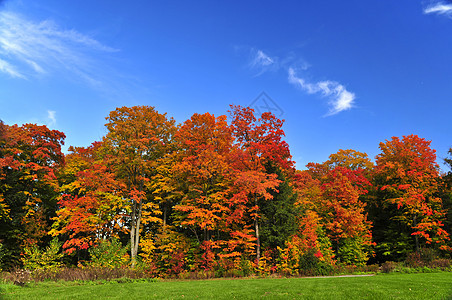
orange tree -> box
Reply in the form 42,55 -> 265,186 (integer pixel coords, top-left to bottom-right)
296,150 -> 374,266
318,166 -> 373,265
50,142 -> 126,257
169,112 -> 235,270
102,106 -> 176,267
229,105 -> 292,263
0,123 -> 65,267
372,135 -> 450,261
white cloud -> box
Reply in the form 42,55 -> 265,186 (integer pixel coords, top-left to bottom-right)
47,110 -> 56,126
423,2 -> 452,17
248,49 -> 277,76
0,11 -> 118,85
0,57 -> 24,78
251,50 -> 274,67
288,68 -> 355,116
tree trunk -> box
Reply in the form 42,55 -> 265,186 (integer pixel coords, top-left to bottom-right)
255,218 -> 260,263
413,215 -> 419,253
254,194 -> 260,263
130,200 -> 143,268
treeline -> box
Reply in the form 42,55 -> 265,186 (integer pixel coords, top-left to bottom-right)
0,105 -> 451,276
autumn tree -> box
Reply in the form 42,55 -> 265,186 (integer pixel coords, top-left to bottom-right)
0,120 -> 10,222
51,142 -> 126,256
292,170 -> 325,254
0,123 -> 65,266
229,105 -> 291,262
318,167 -> 373,265
103,106 -> 175,267
172,112 -> 233,244
373,135 -> 450,261
276,170 -> 335,273
324,149 -> 374,171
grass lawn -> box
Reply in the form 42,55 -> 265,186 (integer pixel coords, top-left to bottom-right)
1,272 -> 451,299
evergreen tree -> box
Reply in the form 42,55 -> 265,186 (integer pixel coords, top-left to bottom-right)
259,163 -> 298,252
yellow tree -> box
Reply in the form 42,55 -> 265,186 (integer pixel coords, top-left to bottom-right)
51,142 -> 126,255
324,149 -> 374,171
103,106 -> 176,266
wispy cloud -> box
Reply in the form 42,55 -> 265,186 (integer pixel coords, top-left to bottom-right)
423,1 -> 452,17
288,68 -> 355,116
0,57 -> 24,78
251,50 -> 274,67
248,49 -> 278,76
241,46 -> 356,116
47,110 -> 56,127
0,11 -> 118,84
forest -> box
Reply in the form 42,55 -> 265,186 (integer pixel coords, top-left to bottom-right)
0,105 -> 451,277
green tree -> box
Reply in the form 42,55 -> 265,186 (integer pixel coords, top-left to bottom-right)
259,162 -> 298,252
441,147 -> 452,242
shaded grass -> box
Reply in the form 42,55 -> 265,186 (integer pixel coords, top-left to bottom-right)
1,272 -> 451,299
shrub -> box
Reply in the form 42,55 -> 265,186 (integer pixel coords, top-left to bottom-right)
21,238 -> 63,271
2,269 -> 32,286
428,259 -> 451,269
337,237 -> 371,267
2,266 -> 154,283
88,238 -> 129,268
142,230 -> 194,277
256,250 -> 276,276
299,250 -> 333,276
419,248 -> 439,262
405,248 -> 441,268
363,264 -> 380,273
405,252 -> 424,268
381,261 -> 399,273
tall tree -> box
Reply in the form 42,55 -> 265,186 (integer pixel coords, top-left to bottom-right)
373,135 -> 450,261
51,142 -> 126,255
324,149 -> 374,171
318,166 -> 373,265
103,106 -> 175,267
442,148 -> 452,237
0,123 -> 65,266
172,112 -> 234,244
229,105 -> 291,262
259,162 -> 298,252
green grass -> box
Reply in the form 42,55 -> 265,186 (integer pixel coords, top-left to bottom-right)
1,272 -> 451,299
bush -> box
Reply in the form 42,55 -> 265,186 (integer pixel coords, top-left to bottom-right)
405,248 -> 444,269
337,237 -> 371,267
21,238 -> 63,271
405,252 -> 424,268
178,270 -> 215,280
2,266 -> 155,283
88,238 -> 129,268
299,250 -> 333,276
419,248 -> 439,262
363,264 -> 380,273
1,269 -> 32,286
428,258 -> 451,269
381,261 -> 399,273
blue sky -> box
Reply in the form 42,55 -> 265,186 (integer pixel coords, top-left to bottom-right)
1,0 -> 452,170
